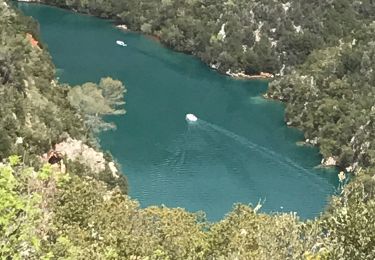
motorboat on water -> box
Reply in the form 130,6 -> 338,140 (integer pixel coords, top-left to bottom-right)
116,40 -> 127,47
186,113 -> 198,122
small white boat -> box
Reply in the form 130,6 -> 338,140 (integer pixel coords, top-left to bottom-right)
116,40 -> 127,47
186,113 -> 198,122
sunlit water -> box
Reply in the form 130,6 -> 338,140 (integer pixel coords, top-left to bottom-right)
19,3 -> 339,221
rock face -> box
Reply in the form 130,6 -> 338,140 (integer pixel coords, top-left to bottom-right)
55,137 -> 107,173
321,156 -> 337,167
217,23 -> 226,41
226,70 -> 274,80
116,24 -> 128,30
108,161 -> 119,178
305,137 -> 318,145
345,162 -> 359,173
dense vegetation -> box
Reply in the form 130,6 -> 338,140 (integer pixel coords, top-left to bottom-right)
2,157 -> 375,259
1,0 -> 375,258
36,0 -> 374,76
0,0 -> 127,191
268,22 -> 375,171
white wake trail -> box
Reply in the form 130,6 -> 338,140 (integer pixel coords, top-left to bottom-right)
195,120 -> 311,175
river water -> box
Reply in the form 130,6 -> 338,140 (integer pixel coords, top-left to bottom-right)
19,3 -> 338,220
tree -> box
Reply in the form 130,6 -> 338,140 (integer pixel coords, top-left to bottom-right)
68,77 -> 126,132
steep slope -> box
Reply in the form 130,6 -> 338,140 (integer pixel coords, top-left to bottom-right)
0,0 -> 127,191
1,1 -> 375,259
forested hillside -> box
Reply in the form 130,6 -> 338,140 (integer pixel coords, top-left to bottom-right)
1,0 -> 375,258
35,0 -> 374,76
2,155 -> 375,259
0,0 -> 127,190
268,22 -> 375,172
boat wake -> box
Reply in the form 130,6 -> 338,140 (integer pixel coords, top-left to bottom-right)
159,116 -> 329,194
190,119 -> 311,175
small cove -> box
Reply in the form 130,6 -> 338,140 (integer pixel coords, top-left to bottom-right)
19,3 -> 339,221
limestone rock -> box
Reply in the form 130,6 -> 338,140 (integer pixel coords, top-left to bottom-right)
55,137 -> 106,173
108,161 -> 119,178
116,24 -> 128,31
321,156 -> 337,166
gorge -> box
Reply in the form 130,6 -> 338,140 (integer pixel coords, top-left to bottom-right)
18,3 -> 338,220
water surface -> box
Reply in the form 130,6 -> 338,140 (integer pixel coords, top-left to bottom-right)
19,3 -> 338,220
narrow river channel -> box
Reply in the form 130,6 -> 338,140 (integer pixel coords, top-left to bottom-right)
19,3 -> 338,220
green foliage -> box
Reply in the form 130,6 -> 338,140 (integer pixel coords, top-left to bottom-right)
38,0 -> 373,76
48,175 -> 207,259
2,158 -> 373,259
0,157 -> 53,259
0,0 -> 127,195
2,0 -> 375,258
66,158 -> 128,194
206,204 -> 323,259
317,174 -> 375,259
268,26 -> 375,169
0,0 -> 85,162
8,155 -> 21,166
37,163 -> 52,180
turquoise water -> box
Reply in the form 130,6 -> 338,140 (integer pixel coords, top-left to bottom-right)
19,4 -> 338,221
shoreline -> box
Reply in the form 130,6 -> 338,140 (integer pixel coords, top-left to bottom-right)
114,22 -> 275,81
18,0 -> 347,173
18,1 -> 276,81
225,70 -> 274,81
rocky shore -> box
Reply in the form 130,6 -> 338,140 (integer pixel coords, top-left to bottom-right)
226,70 -> 274,80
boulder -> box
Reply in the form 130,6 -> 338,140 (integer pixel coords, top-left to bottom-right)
321,156 -> 337,166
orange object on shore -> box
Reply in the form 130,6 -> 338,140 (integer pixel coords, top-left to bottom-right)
26,33 -> 40,48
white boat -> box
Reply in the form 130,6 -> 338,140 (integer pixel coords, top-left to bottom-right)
116,40 -> 127,47
186,113 -> 198,122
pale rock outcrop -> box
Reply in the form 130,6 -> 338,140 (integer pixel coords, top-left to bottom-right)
116,24 -> 128,31
108,161 -> 120,178
226,70 -> 274,79
321,156 -> 337,167
210,63 -> 219,70
15,137 -> 23,145
60,159 -> 66,174
305,137 -> 318,145
293,24 -> 302,33
55,137 -> 106,173
218,23 -> 226,41
254,22 -> 263,42
279,64 -> 286,76
282,2 -> 291,12
346,162 -> 358,173
345,165 -> 354,173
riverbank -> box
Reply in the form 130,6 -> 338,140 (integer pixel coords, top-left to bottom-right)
19,2 -> 342,220
115,22 -> 274,81
225,70 -> 274,80
5,3 -> 375,259
16,1 -> 345,174
17,0 -> 277,81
